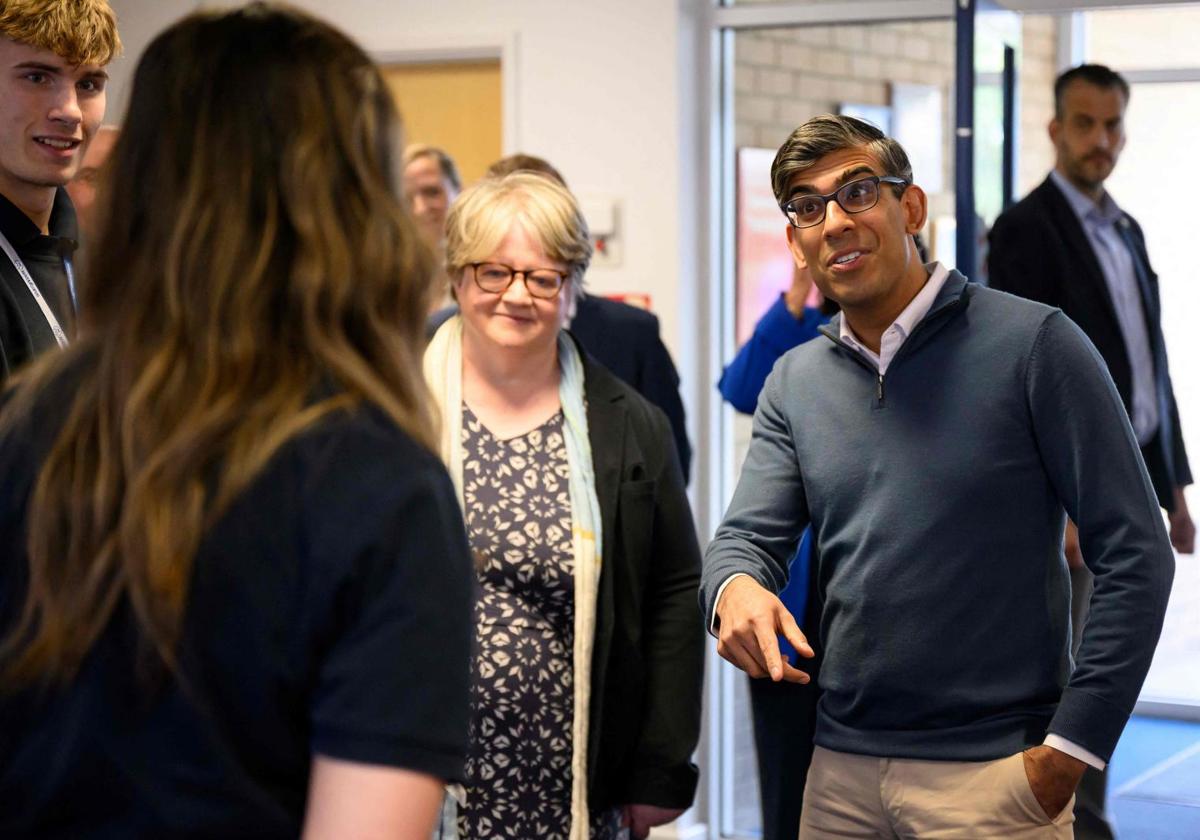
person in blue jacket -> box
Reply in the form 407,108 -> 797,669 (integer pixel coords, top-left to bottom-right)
718,264 -> 828,840
719,267 -> 829,414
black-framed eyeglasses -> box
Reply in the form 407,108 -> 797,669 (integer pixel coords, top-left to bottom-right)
782,175 -> 909,229
470,262 -> 568,299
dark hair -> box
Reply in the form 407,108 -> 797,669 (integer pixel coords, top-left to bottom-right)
485,153 -> 567,188
770,114 -> 912,210
1054,64 -> 1129,118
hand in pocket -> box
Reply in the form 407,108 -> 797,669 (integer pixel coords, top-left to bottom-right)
1021,746 -> 1086,820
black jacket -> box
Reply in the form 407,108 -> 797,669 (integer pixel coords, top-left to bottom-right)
570,295 -> 691,483
0,189 -> 78,383
579,343 -> 703,810
988,175 -> 1191,509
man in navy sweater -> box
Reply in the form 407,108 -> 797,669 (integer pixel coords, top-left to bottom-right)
701,114 -> 1174,838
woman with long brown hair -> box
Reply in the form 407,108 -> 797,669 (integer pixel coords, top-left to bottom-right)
0,4 -> 473,837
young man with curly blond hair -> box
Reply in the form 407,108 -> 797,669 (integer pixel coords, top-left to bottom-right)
0,0 -> 119,380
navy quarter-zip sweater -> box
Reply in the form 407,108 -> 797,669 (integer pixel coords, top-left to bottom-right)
701,270 -> 1174,763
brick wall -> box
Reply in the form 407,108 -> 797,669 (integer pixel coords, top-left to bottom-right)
1018,15 -> 1060,198
734,16 -> 1061,207
735,21 -> 957,203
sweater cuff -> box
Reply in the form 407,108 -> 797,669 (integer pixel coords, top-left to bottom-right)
1046,686 -> 1130,763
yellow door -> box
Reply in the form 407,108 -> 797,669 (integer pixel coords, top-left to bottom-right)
382,60 -> 502,187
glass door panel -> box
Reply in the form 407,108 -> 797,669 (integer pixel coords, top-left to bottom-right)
1103,79 -> 1200,708
725,19 -> 957,835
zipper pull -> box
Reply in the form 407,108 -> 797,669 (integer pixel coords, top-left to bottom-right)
877,373 -> 884,403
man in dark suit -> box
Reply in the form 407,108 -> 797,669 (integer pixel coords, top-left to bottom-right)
568,293 -> 690,482
988,63 -> 1193,840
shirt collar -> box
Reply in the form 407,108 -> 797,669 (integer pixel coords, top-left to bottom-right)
0,188 -> 79,249
1049,168 -> 1122,226
840,261 -> 950,350
48,187 -> 79,245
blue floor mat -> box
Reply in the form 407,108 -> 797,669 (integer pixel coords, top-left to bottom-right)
1109,715 -> 1200,838
1110,800 -> 1200,840
1114,741 -> 1200,807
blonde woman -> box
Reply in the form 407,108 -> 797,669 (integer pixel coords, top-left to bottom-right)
0,5 -> 472,838
425,173 -> 704,840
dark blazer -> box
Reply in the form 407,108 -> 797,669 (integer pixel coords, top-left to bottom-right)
988,176 -> 1191,510
579,341 -> 704,810
570,295 -> 691,484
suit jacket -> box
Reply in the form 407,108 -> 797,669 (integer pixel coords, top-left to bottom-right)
988,176 -> 1191,510
570,295 -> 691,483
580,343 -> 704,810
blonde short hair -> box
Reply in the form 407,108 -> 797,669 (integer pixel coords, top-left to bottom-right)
445,171 -> 592,302
0,0 -> 121,66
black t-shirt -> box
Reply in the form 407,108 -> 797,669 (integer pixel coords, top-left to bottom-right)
0,189 -> 77,382
0,372 -> 474,838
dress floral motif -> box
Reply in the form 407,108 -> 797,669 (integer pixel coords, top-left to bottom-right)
457,405 -> 619,840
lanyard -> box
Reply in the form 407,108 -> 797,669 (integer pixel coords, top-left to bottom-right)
0,227 -> 69,348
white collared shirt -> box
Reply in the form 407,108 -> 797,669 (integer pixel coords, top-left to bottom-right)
838,262 -> 949,374
1048,169 -> 1157,445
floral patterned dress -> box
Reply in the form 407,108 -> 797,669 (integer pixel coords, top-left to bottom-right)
457,405 -> 620,840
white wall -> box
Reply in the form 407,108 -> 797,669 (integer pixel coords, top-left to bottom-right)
104,0 -> 193,123
107,0 -> 702,442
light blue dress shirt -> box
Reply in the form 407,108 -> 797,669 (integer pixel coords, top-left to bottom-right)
1049,169 -> 1158,445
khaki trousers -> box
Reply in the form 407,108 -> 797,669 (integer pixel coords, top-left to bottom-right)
799,746 -> 1075,839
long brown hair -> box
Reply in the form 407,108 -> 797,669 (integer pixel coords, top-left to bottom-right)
0,3 -> 436,686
